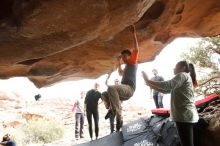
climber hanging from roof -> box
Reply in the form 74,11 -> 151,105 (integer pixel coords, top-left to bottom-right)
101,24 -> 139,132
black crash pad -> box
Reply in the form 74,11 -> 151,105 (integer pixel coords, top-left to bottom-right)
74,132 -> 123,146
75,116 -> 180,146
122,116 -> 180,146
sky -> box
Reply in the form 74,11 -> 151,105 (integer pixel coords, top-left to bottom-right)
0,37 -> 201,107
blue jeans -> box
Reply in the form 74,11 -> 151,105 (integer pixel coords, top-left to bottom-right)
153,92 -> 163,108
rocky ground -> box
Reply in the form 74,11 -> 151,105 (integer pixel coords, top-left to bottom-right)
2,90 -> 220,146
0,91 -> 154,146
42,103 -> 151,146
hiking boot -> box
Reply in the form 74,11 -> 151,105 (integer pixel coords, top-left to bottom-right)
110,130 -> 115,134
105,110 -> 114,119
116,119 -> 123,132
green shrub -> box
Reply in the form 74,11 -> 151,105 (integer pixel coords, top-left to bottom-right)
215,89 -> 220,95
20,119 -> 64,145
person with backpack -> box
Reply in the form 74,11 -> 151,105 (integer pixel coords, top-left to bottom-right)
72,91 -> 85,140
142,61 -> 199,146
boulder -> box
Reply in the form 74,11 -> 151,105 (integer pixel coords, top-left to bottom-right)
0,0 -> 220,88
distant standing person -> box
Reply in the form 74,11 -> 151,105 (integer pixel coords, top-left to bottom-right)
102,25 -> 139,132
142,61 -> 199,146
150,69 -> 164,108
103,71 -> 120,134
72,91 -> 85,140
84,83 -> 102,140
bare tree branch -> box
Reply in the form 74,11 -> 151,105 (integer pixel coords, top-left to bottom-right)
211,84 -> 220,89
212,48 -> 220,55
199,76 -> 220,86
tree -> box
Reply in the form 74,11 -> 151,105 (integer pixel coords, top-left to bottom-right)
181,36 -> 220,96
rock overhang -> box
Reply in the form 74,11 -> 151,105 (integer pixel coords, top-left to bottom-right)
0,0 -> 220,88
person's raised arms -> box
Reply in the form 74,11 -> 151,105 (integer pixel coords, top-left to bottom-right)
130,25 -> 139,52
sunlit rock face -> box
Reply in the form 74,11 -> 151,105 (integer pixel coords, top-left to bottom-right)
198,98 -> 220,146
0,0 -> 220,87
